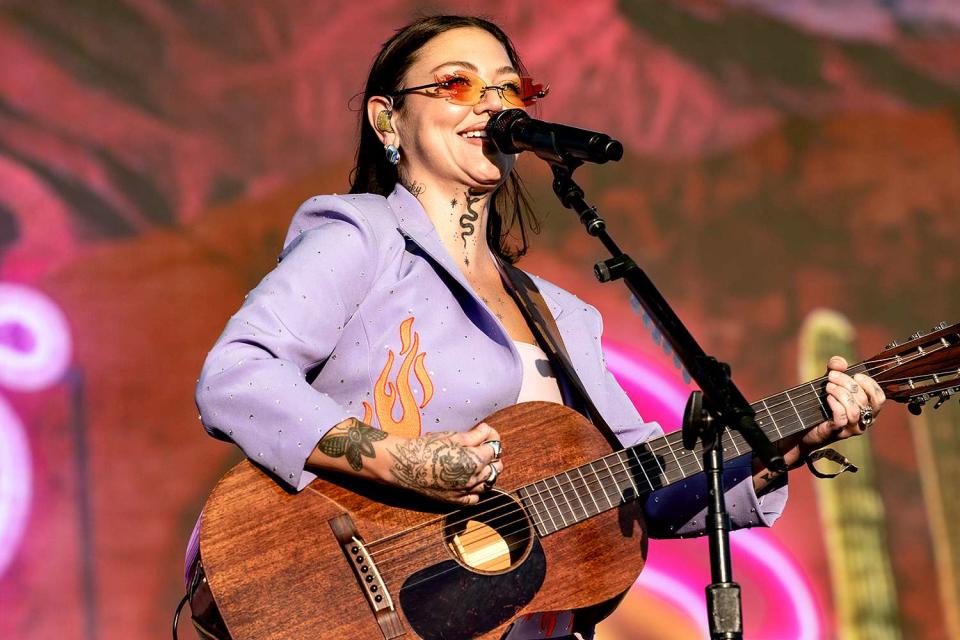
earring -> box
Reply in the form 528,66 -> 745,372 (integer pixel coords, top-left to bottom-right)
384,143 -> 400,165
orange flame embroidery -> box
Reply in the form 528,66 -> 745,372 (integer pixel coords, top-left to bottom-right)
362,317 -> 434,438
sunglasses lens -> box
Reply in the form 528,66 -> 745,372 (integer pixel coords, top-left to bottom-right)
436,72 -> 483,105
501,82 -> 526,107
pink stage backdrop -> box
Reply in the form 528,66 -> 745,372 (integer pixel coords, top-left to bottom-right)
1,1 -> 959,638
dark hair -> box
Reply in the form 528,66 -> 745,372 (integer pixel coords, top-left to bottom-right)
349,15 -> 539,263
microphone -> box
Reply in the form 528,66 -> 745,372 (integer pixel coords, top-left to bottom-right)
486,109 -> 623,164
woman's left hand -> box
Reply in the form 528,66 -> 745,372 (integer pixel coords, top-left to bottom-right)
754,355 -> 886,489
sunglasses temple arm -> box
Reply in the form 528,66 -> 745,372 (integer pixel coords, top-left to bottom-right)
393,81 -> 444,96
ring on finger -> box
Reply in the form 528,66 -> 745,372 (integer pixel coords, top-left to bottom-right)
485,439 -> 502,460
859,405 -> 875,428
483,463 -> 499,490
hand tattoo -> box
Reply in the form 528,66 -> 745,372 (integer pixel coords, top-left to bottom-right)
388,432 -> 480,500
317,418 -> 387,472
460,192 -> 481,248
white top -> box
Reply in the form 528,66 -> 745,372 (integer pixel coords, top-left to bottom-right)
513,341 -> 563,405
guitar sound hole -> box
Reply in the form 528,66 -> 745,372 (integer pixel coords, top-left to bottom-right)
442,490 -> 533,574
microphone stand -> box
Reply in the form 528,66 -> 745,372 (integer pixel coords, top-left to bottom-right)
545,158 -> 786,640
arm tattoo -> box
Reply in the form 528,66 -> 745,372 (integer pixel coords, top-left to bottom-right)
759,470 -> 783,483
317,418 -> 387,472
388,432 -> 480,499
756,468 -> 787,496
459,192 -> 481,248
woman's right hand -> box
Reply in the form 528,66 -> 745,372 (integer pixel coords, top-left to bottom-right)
384,422 -> 504,505
306,418 -> 503,505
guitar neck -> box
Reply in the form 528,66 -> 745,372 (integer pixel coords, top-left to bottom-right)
515,362 -> 872,537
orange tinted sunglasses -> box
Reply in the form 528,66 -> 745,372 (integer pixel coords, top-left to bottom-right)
393,70 -> 549,108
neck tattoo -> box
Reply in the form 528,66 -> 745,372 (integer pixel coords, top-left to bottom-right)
480,295 -> 505,321
460,192 -> 481,249
402,179 -> 424,197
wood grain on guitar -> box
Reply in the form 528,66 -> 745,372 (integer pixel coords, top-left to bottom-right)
198,323 -> 960,639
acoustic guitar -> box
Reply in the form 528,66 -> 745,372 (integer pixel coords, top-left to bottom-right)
198,322 -> 960,639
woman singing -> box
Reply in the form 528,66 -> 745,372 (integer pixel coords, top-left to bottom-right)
185,15 -> 885,639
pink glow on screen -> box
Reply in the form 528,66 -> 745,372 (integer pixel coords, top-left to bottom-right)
0,396 -> 31,577
602,343 -> 689,428
632,567 -> 710,636
0,284 -> 72,391
731,530 -> 823,640
0,284 -> 72,577
603,341 -> 824,639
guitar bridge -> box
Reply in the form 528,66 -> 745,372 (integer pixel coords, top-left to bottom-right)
329,514 -> 405,639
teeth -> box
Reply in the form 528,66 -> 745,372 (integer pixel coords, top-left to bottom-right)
461,131 -> 487,138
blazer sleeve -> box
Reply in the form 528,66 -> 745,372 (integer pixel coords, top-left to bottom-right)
195,195 -> 385,491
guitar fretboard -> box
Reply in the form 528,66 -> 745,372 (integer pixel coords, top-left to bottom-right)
516,364 -> 868,536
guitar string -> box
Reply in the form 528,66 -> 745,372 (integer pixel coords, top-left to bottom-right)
371,353 -> 960,583
375,363 -> 956,581
380,406 -> 814,581
365,352 -> 952,564
372,364 -> 960,580
364,350 -> 940,558
369,346 -> 950,554
385,409 -> 788,593
372,383 -> 839,569
384,370 -> 890,590
375,413 -> 786,576
370,361 -> 955,568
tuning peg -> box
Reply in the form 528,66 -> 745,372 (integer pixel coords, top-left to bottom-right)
934,388 -> 956,410
909,393 -> 931,415
885,339 -> 899,350
910,331 -> 922,341
934,321 -> 948,332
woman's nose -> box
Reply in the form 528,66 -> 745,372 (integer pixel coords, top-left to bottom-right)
474,86 -> 505,113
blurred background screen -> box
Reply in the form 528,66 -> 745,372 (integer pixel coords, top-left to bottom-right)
1,1 -> 959,638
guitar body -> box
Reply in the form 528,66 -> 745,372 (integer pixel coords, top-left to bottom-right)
200,402 -> 648,639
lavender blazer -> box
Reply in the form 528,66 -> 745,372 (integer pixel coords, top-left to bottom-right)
195,185 -> 787,540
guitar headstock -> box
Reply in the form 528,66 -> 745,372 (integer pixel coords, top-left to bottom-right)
869,321 -> 960,415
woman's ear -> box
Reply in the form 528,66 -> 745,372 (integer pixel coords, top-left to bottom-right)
367,96 -> 398,145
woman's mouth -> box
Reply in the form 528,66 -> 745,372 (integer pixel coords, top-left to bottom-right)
459,130 -> 489,146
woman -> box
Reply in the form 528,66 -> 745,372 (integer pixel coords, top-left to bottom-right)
187,15 -> 885,639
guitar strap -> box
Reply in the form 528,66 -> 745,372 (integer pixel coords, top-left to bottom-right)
498,261 -> 624,451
